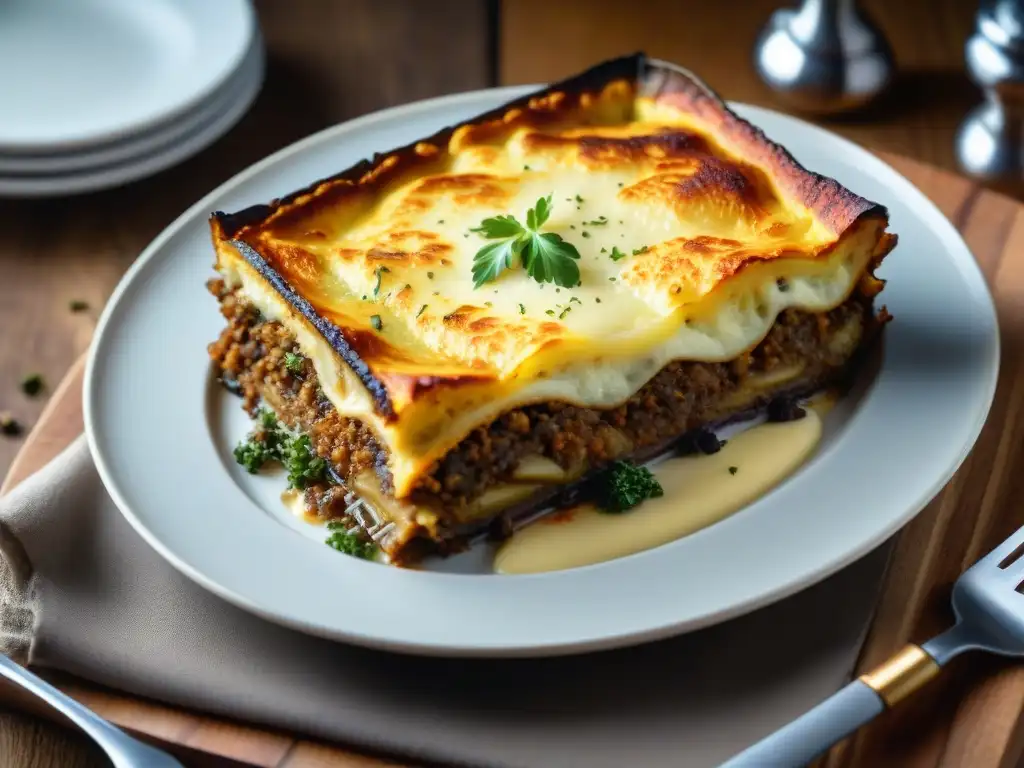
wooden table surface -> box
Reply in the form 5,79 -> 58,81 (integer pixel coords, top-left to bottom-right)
0,0 -> 1007,765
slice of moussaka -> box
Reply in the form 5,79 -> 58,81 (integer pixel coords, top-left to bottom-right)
207,53 -> 896,565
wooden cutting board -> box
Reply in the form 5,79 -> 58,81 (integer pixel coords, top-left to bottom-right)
3,152 -> 1024,767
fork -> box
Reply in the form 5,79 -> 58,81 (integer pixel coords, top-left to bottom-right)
0,655 -> 184,767
721,524 -> 1024,767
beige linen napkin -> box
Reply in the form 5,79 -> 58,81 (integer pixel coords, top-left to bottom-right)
0,435 -> 890,768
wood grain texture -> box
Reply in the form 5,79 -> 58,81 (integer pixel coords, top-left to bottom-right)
3,153 -> 1024,767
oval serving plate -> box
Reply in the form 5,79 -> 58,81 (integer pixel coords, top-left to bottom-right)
85,86 -> 999,657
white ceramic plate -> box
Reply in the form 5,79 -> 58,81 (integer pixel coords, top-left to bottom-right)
0,0 -> 255,153
0,39 -> 264,198
0,33 -> 264,175
85,86 -> 1000,657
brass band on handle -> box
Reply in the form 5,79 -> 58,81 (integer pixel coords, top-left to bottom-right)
858,644 -> 940,707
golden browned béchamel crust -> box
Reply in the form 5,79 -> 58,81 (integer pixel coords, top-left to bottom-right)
207,52 -> 896,499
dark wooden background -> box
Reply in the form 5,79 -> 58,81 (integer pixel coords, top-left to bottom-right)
0,0 -> 997,765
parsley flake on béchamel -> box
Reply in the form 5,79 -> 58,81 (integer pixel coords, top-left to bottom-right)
470,195 -> 582,289
283,351 -> 304,375
373,265 -> 389,297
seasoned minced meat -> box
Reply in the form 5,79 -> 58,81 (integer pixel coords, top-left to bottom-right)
207,278 -> 871,510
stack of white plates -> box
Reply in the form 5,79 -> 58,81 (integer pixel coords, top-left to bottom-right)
0,0 -> 263,198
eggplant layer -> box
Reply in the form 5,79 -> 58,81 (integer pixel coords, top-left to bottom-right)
208,278 -> 882,561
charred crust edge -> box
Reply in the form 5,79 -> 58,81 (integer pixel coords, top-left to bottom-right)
638,59 -> 888,234
226,237 -> 395,418
210,52 -> 645,240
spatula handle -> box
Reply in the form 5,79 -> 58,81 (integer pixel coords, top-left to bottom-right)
722,643 -> 943,767
719,679 -> 883,767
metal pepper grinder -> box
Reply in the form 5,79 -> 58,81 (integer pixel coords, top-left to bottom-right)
956,0 -> 1024,180
753,0 -> 895,113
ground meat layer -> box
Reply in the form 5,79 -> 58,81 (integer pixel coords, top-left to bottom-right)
208,278 -> 876,524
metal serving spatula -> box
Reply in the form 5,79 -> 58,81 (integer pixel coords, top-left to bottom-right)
0,655 -> 183,768
721,523 -> 1024,767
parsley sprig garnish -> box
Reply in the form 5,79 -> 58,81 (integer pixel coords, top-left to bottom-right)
325,522 -> 377,559
233,408 -> 326,490
595,461 -> 664,513
470,195 -> 581,289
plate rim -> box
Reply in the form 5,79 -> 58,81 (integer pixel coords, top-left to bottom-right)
0,32 -> 264,176
83,84 -> 1001,657
0,0 -> 256,153
0,38 -> 265,198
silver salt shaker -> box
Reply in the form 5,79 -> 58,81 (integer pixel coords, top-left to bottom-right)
956,0 -> 1024,180
753,0 -> 894,113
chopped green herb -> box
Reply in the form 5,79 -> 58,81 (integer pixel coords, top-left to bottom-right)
545,309 -> 555,316
437,219 -> 445,224
728,466 -> 739,475
632,245 -> 649,255
427,271 -> 434,279
609,246 -> 627,261
581,231 -> 590,238
518,303 -> 526,315
777,277 -> 790,292
609,276 -> 617,282
0,412 -> 22,437
233,408 -> 286,473
373,266 -> 390,297
569,296 -> 582,305
233,410 -> 329,491
69,299 -> 89,312
20,374 -> 44,397
524,164 -> 531,170
595,297 -> 602,303
575,194 -> 584,204
257,407 -> 278,431
469,195 -> 581,289
558,306 -> 571,320
569,224 -> 576,230
595,461 -> 664,513
284,434 -> 327,490
361,294 -> 367,300
617,182 -> 624,188
325,522 -> 376,559
284,352 -> 304,375
233,439 -> 274,474
370,314 -> 383,331
417,304 -> 428,317
600,247 -> 607,253
582,216 -> 608,226
484,301 -> 493,307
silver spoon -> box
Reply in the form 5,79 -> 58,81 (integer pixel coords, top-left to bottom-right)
0,655 -> 183,767
723,523 -> 1024,766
